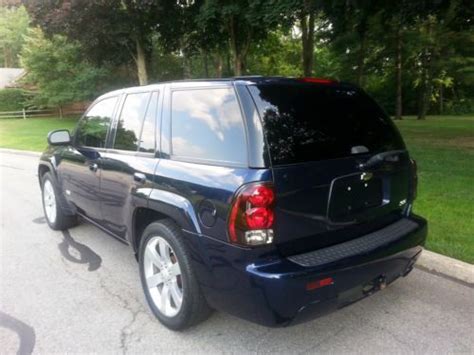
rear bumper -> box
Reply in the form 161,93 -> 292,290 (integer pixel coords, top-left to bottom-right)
194,215 -> 427,327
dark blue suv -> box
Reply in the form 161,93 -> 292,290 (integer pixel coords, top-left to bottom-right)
39,77 -> 427,330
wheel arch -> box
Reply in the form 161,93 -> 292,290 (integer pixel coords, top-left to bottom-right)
38,161 -> 54,184
38,160 -> 76,216
132,207 -> 171,254
132,190 -> 201,254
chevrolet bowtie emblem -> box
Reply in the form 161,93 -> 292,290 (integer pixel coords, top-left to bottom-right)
360,172 -> 373,181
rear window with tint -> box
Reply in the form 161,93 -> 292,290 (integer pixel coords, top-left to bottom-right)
249,84 -> 404,166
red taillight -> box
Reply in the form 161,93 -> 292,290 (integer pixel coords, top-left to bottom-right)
298,77 -> 335,84
228,182 -> 275,246
248,185 -> 275,207
246,207 -> 274,229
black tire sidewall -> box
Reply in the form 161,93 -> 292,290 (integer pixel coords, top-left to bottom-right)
138,221 -> 198,330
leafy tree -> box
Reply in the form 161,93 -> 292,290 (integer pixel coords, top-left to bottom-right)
20,28 -> 106,116
298,0 -> 317,76
183,0 -> 229,78
0,88 -> 28,111
323,0 -> 382,86
286,0 -> 325,76
246,30 -> 300,76
24,0 -> 181,85
197,0 -> 288,75
370,0 -> 425,120
407,0 -> 472,119
0,5 -> 29,67
17,0 -> 473,118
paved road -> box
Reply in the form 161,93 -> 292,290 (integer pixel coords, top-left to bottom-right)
1,151 -> 473,354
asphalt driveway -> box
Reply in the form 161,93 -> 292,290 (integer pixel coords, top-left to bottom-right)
1,151 -> 473,354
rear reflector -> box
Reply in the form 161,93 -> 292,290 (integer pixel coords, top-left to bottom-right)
306,277 -> 334,291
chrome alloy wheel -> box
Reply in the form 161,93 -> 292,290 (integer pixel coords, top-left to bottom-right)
144,236 -> 183,317
43,179 -> 57,224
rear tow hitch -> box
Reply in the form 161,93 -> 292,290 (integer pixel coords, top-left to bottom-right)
362,275 -> 387,296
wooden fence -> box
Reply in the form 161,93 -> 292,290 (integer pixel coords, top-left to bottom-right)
0,108 -> 84,119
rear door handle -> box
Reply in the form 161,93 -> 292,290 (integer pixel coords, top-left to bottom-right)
133,172 -> 146,184
89,163 -> 98,172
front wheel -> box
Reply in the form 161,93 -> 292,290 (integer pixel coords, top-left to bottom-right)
41,172 -> 77,230
139,220 -> 211,330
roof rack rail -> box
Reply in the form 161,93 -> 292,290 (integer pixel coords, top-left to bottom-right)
233,75 -> 263,79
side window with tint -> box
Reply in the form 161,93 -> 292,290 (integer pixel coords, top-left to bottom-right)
171,88 -> 247,164
138,91 -> 159,153
114,92 -> 151,151
75,96 -> 117,148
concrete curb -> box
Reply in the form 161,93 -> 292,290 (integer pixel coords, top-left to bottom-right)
0,148 -> 41,157
1,148 -> 472,286
416,250 -> 473,287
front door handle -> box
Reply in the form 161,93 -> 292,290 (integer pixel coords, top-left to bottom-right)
89,163 -> 98,172
133,172 -> 146,184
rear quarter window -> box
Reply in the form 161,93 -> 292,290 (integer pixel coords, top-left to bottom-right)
114,92 -> 151,151
170,87 -> 247,165
249,84 -> 405,166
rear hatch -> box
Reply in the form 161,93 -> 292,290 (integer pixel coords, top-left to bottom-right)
248,80 -> 413,256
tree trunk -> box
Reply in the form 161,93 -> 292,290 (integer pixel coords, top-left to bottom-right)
417,58 -> 428,120
229,16 -> 238,76
225,53 -> 231,76
4,45 -> 12,67
4,45 -> 8,67
439,84 -> 444,114
215,53 -> 223,78
394,25 -> 403,120
417,61 -> 430,120
417,85 -> 428,120
451,86 -> 458,101
300,11 -> 315,76
135,39 -> 148,86
183,54 -> 192,79
357,32 -> 366,86
228,16 -> 244,76
234,55 -> 243,76
58,106 -> 63,119
203,51 -> 209,78
417,21 -> 435,120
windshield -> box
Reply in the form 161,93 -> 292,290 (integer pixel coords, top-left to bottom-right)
248,84 -> 405,166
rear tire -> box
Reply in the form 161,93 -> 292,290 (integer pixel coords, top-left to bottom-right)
139,220 -> 212,330
41,172 -> 77,230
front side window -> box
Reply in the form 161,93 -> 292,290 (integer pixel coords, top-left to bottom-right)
75,96 -> 117,148
114,92 -> 151,151
171,88 -> 247,165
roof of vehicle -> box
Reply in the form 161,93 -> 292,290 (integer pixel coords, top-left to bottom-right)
96,76 -> 356,101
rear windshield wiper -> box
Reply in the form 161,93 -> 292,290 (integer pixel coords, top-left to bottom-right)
358,150 -> 405,169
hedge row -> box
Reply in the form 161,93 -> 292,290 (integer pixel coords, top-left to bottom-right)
0,89 -> 29,111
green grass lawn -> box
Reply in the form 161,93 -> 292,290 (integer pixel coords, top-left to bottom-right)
395,116 -> 474,264
0,117 -> 78,151
0,115 -> 473,263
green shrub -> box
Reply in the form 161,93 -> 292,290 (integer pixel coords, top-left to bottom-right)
444,98 -> 474,115
0,89 -> 27,111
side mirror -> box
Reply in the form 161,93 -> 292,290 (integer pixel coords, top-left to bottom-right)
47,130 -> 71,146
